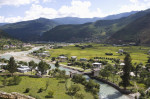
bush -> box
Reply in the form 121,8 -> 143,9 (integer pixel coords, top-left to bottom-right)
105,53 -> 113,55
8,76 -> 22,86
38,88 -> 44,93
45,90 -> 54,98
24,88 -> 30,93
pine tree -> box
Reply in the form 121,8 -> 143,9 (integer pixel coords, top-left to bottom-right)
7,57 -> 18,76
120,53 -> 132,89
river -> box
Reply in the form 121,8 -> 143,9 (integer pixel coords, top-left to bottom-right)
0,47 -> 131,99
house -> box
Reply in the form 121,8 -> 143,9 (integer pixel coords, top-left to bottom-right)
80,58 -> 87,62
118,49 -> 124,53
71,56 -> 77,61
92,63 -> 102,69
58,56 -> 67,62
0,63 -> 7,69
17,66 -> 30,73
3,45 -> 9,50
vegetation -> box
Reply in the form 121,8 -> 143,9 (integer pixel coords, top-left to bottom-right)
7,57 -> 18,76
0,76 -> 94,99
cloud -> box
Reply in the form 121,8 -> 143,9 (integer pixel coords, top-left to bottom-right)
110,0 -> 150,15
23,0 -> 105,21
0,0 -> 39,6
43,0 -> 53,3
0,16 -> 22,23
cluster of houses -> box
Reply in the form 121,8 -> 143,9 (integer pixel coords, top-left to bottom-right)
3,43 -> 32,50
33,51 -> 50,58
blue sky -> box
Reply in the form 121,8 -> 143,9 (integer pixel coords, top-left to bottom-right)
0,0 -> 150,23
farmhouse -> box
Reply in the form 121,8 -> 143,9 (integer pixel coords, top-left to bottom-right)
17,66 -> 30,73
71,56 -> 77,61
58,56 -> 67,62
92,62 -> 102,69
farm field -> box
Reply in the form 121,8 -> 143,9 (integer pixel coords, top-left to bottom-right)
48,44 -> 150,65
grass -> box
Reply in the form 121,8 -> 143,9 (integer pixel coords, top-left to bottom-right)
0,76 -> 94,99
48,44 -> 150,65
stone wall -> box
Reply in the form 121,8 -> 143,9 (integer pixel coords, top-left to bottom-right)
0,91 -> 35,99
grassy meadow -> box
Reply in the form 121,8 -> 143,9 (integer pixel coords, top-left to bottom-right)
0,76 -> 94,99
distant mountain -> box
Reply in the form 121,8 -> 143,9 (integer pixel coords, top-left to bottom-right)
0,23 -> 8,26
102,11 -> 138,20
53,11 -> 138,24
0,18 -> 59,41
108,13 -> 150,45
42,9 -> 150,43
0,11 -> 139,42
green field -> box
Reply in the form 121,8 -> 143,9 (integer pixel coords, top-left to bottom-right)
48,44 -> 150,65
0,76 -> 93,99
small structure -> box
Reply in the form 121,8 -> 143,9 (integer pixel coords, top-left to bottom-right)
0,63 -> 7,69
93,69 -> 100,77
118,49 -> 124,53
120,63 -> 125,66
17,66 -> 30,73
80,58 -> 87,62
58,56 -> 67,62
71,56 -> 77,61
130,72 -> 135,77
92,63 -> 102,69
69,71 -> 78,78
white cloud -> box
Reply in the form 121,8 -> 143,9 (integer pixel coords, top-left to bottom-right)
110,0 -> 150,15
0,0 -> 39,6
0,16 -> 22,23
43,0 -> 53,3
23,0 -> 105,21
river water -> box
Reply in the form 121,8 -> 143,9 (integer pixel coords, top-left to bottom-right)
0,47 -> 131,99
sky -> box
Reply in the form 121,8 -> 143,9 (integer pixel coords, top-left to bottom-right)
0,0 -> 150,23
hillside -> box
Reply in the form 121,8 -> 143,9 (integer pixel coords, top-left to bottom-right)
0,11 -> 137,42
108,13 -> 150,45
42,9 -> 150,42
0,18 -> 59,41
0,30 -> 21,46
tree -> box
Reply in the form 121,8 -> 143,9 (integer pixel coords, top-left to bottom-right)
7,57 -> 18,75
148,57 -> 150,63
120,53 -> 132,89
28,60 -> 36,74
75,93 -> 84,99
38,60 -> 50,75
55,61 -> 59,68
51,57 -> 55,61
68,85 -> 80,97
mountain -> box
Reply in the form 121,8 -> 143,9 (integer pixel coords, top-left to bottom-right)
108,13 -> 150,45
41,9 -> 150,43
0,30 -> 21,45
0,18 -> 59,41
0,23 -> 8,26
102,11 -> 137,20
53,11 -> 137,24
0,11 -> 138,42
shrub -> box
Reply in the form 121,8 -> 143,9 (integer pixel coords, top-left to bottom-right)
46,90 -> 54,98
38,88 -> 44,93
24,88 -> 30,93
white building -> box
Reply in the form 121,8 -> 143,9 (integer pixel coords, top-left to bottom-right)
92,63 -> 102,69
71,56 -> 77,61
118,49 -> 124,53
17,66 -> 30,73
58,56 -> 67,62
